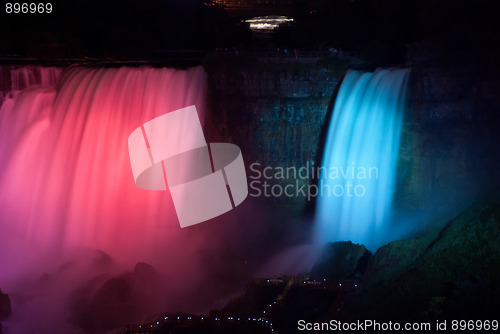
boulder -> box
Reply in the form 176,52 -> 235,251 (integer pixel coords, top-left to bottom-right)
0,289 -> 11,321
342,192 -> 500,320
311,241 -> 372,281
70,262 -> 164,333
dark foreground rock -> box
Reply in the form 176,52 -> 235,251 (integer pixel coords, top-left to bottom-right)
0,288 -> 11,334
311,241 -> 372,281
70,262 -> 163,333
341,192 -> 500,321
118,193 -> 500,333
205,193 -> 500,333
0,289 -> 11,321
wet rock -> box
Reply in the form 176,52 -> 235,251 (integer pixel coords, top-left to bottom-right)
0,288 -> 11,321
70,262 -> 164,333
311,241 -> 372,281
342,193 -> 500,320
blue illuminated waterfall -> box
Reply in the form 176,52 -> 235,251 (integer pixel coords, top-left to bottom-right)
315,68 -> 411,250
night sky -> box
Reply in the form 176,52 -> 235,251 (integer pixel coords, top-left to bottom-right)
1,0 -> 499,67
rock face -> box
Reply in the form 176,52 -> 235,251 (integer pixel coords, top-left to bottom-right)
395,64 -> 500,213
70,262 -> 163,333
205,55 -> 351,218
311,241 -> 372,281
0,288 -> 11,334
0,289 -> 11,322
211,193 -> 500,330
342,192 -> 500,320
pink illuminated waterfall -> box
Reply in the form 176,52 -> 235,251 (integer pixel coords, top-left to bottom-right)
0,66 -> 207,280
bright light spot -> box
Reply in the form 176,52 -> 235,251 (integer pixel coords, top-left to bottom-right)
244,16 -> 293,32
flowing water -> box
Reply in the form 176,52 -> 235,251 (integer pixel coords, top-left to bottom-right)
0,64 -> 411,331
0,65 -> 207,285
315,68 -> 411,250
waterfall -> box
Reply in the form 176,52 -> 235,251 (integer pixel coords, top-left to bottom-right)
0,65 -> 207,281
315,68 -> 411,250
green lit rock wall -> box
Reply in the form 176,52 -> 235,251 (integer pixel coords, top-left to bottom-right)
204,55 -> 351,216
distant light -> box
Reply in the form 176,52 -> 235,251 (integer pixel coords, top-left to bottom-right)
339,283 -> 342,286
355,284 -> 358,287
177,316 -> 180,320
164,317 -> 168,320
244,16 -> 293,32
156,321 -> 159,325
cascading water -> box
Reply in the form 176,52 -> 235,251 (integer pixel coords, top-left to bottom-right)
0,65 -> 207,283
0,65 -> 214,333
315,68 -> 411,251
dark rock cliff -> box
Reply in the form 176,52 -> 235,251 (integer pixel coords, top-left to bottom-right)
204,55 -> 352,220
0,288 -> 11,333
342,192 -> 500,321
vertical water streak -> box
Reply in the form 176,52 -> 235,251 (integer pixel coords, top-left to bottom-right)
316,68 -> 410,250
0,66 -> 207,280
